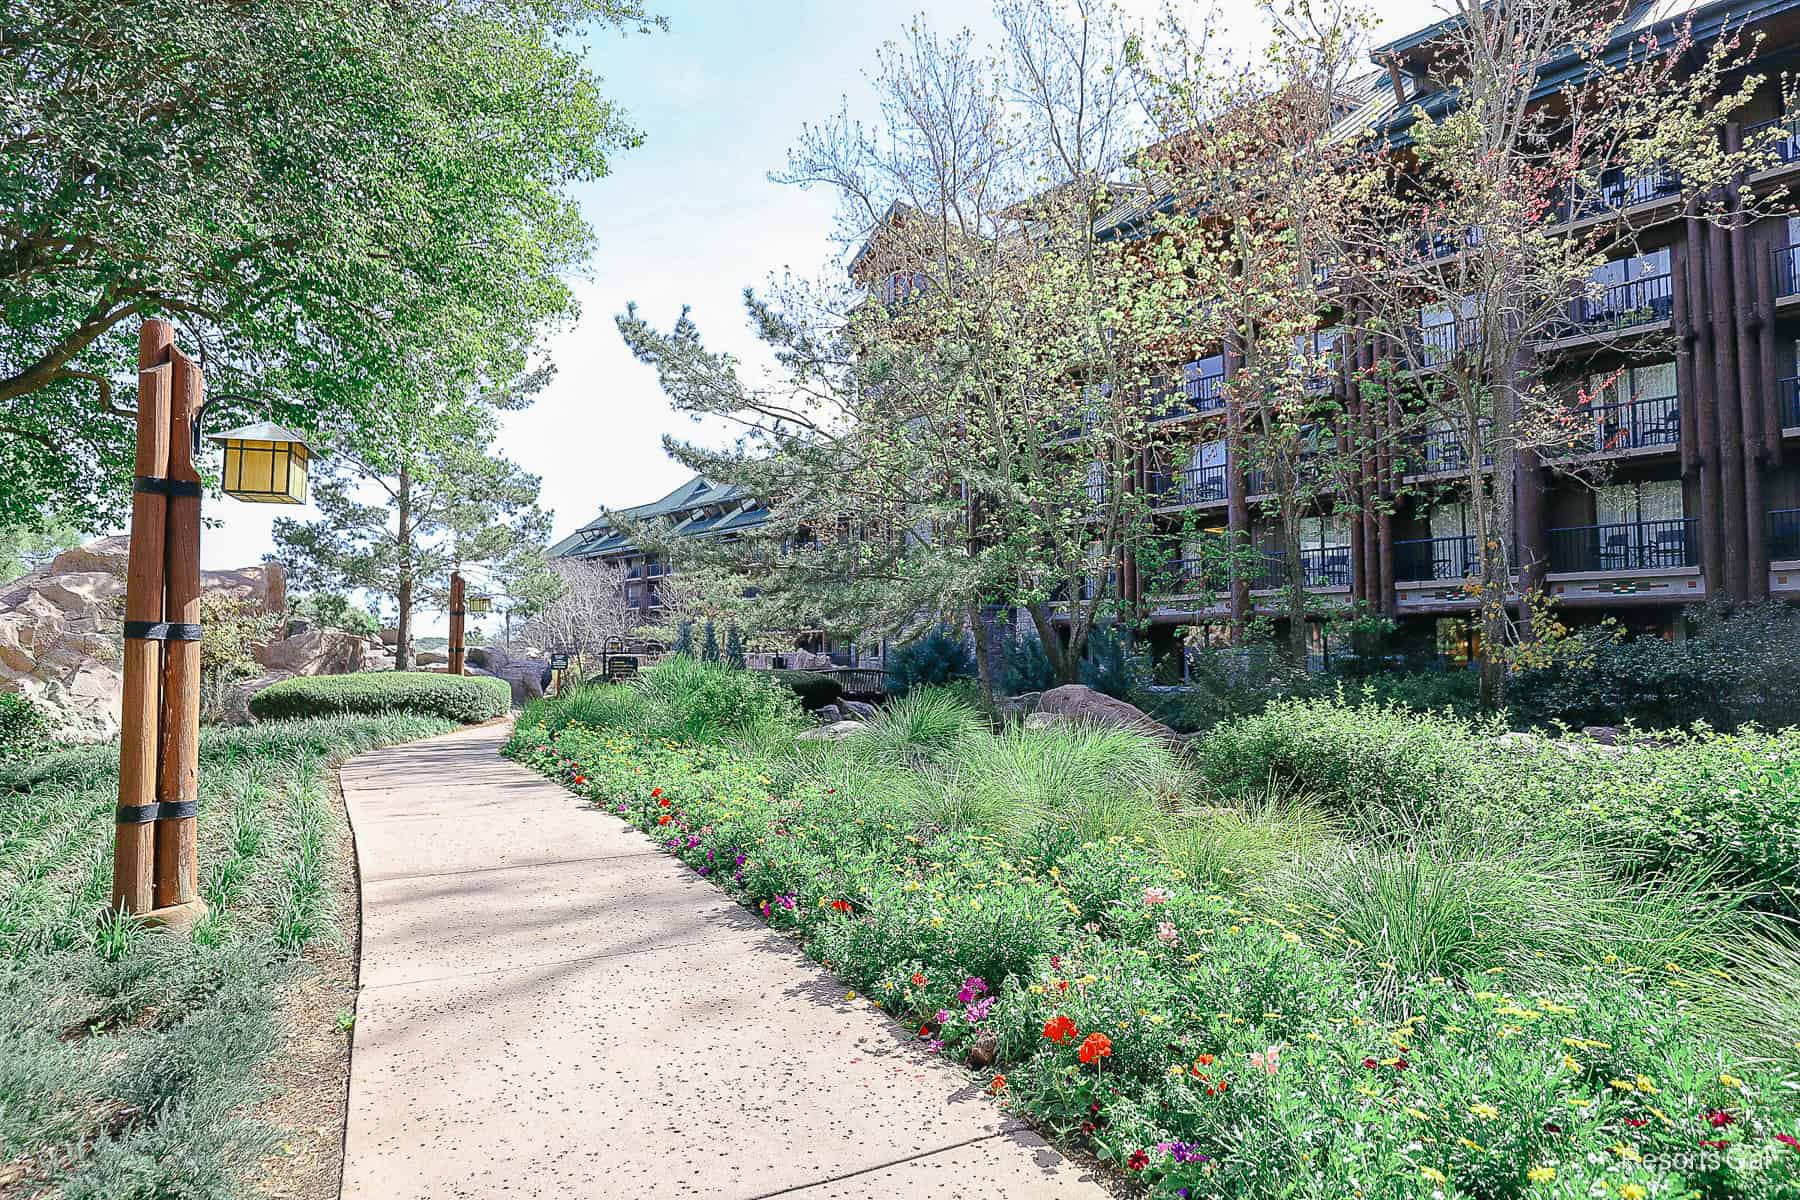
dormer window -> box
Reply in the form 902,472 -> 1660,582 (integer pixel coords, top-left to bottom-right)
880,271 -> 929,305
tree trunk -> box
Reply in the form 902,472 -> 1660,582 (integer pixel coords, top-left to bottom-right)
968,601 -> 996,704
1279,479 -> 1308,665
394,465 -> 414,671
1025,601 -> 1081,684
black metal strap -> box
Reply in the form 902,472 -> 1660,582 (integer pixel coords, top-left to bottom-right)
124,621 -> 203,641
156,800 -> 198,820
135,476 -> 202,498
115,803 -> 158,825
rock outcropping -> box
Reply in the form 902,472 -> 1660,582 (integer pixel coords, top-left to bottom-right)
465,646 -> 551,706
1031,684 -> 1186,746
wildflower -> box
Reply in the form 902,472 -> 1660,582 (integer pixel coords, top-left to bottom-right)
830,899 -> 853,913
1393,1057 -> 1410,1072
1043,1015 -> 1079,1043
956,977 -> 989,1005
1720,1073 -> 1745,1088
657,814 -> 672,825
1362,1057 -> 1378,1069
1249,1044 -> 1282,1075
1126,1150 -> 1150,1171
651,787 -> 663,799
990,1074 -> 1006,1092
1196,1053 -> 1215,1066
1156,921 -> 1179,946
1776,1133 -> 1799,1149
1470,1103 -> 1500,1120
965,996 -> 996,1023
1142,886 -> 1168,906
1619,1187 -> 1647,1200
658,797 -> 671,807
1707,1110 -> 1735,1128
572,775 -> 586,785
776,894 -> 797,910
1526,1165 -> 1555,1183
1420,1166 -> 1447,1185
1078,1032 -> 1113,1064
911,972 -> 927,987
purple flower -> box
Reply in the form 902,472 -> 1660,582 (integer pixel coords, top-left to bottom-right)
696,866 -> 710,876
1156,1141 -> 1208,1165
934,1008 -> 953,1025
777,894 -> 798,910
733,852 -> 747,867
926,1038 -> 945,1053
956,977 -> 988,1005
685,835 -> 701,849
964,996 -> 995,1023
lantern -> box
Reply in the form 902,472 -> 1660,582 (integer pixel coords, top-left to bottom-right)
468,593 -> 494,614
207,422 -> 312,504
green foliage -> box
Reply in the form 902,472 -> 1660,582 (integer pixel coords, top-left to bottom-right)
1000,631 -> 1059,695
517,658 -> 806,751
291,592 -> 379,636
849,689 -> 989,766
671,620 -> 695,657
0,692 -> 49,759
1078,624 -> 1143,700
725,625 -> 746,670
3,0 -> 662,531
0,712 -> 453,1197
884,629 -> 976,697
198,594 -> 283,723
769,670 -> 843,711
0,520 -> 79,584
700,620 -> 720,663
247,671 -> 510,724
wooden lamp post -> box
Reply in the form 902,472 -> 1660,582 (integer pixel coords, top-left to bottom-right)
448,571 -> 467,676
111,319 -> 314,928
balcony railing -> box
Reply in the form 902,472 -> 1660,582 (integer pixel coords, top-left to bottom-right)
1547,518 -> 1697,573
1771,508 -> 1800,561
1782,376 -> 1800,429
1747,113 -> 1800,165
1414,225 -> 1483,259
1395,534 -> 1476,582
1403,420 -> 1493,474
1416,317 -> 1482,365
1085,480 -> 1110,505
1254,546 -> 1353,589
1564,272 -> 1673,334
1150,557 -> 1225,596
1776,245 -> 1800,297
1580,394 -> 1680,453
1189,371 -> 1227,413
1552,165 -> 1681,223
1157,463 -> 1228,507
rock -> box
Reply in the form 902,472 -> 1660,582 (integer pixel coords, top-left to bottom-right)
378,626 -> 400,647
995,691 -> 1042,721
1033,684 -> 1183,745
416,650 -> 448,667
1495,731 -> 1542,752
1581,725 -> 1622,746
253,627 -> 368,676
1024,711 -> 1066,731
814,704 -> 843,723
797,720 -> 864,742
966,1033 -> 998,1070
217,671 -> 295,726
36,572 -> 125,613
48,536 -> 131,577
842,700 -> 878,721
465,647 -> 547,706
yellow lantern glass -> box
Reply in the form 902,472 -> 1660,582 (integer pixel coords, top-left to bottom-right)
468,594 -> 493,614
207,422 -> 312,504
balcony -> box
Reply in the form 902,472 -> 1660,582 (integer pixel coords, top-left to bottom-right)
1395,534 -> 1476,582
1776,245 -> 1800,297
1255,546 -> 1353,589
1403,420 -> 1493,475
1415,317 -> 1482,366
1414,225 -> 1483,260
1552,165 -> 1681,223
1085,480 -> 1110,505
1782,376 -> 1800,429
1770,508 -> 1800,561
1747,113 -> 1800,165
1156,463 -> 1227,507
1561,272 -> 1673,335
1151,556 -> 1224,597
1547,518 -> 1697,573
1578,394 -> 1680,453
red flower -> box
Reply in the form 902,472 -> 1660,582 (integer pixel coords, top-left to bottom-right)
658,797 -> 671,807
1043,1015 -> 1079,1044
1197,1053 -> 1215,1067
1776,1133 -> 1799,1149
1127,1150 -> 1150,1171
1700,1139 -> 1730,1150
1393,1058 -> 1410,1072
1077,1033 -> 1113,1065
990,1074 -> 1007,1092
1707,1110 -> 1736,1129
919,1024 -> 932,1038
1056,980 -> 1070,993
572,775 -> 586,785
1362,1057 -> 1379,1069
911,972 -> 927,987
1626,1117 -> 1649,1128
650,787 -> 662,798
657,814 -> 672,825
1079,1120 -> 1096,1136
830,899 -> 853,913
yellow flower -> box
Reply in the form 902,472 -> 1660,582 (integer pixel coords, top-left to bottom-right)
1420,1166 -> 1448,1185
1527,1166 -> 1555,1183
1619,1186 -> 1647,1200
1469,1103 -> 1500,1120
1720,1072 -> 1745,1088
1563,1054 -> 1582,1072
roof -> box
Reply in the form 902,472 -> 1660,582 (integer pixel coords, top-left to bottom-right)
548,474 -> 771,560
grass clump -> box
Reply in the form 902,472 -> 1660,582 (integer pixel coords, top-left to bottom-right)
0,711 -> 454,1196
247,670 -> 511,723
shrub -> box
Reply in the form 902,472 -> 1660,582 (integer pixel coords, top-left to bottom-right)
1078,623 -> 1144,699
247,671 -> 510,723
1,691 -> 49,757
849,688 -> 987,765
770,670 -> 843,711
999,631 -> 1058,695
884,628 -> 975,696
631,655 -> 804,744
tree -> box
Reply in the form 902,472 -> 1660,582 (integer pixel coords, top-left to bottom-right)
519,559 -> 634,663
1336,1 -> 1762,705
273,392 -> 552,669
2,0 -> 662,529
619,1 -> 1179,694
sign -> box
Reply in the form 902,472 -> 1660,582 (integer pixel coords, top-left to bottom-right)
550,652 -> 570,671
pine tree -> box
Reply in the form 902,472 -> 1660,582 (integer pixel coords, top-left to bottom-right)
725,624 -> 746,669
671,619 -> 695,657
700,620 -> 719,662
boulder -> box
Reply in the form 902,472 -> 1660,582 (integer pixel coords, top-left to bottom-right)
814,703 -> 844,723
378,626 -> 400,647
1032,684 -> 1184,745
797,720 -> 864,742
1023,711 -> 1066,731
842,700 -> 879,721
1581,725 -> 1623,746
416,649 -> 448,667
466,647 -> 547,706
48,536 -> 131,578
253,627 -> 368,676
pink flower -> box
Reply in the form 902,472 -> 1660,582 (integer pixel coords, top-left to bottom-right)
1156,920 -> 1179,946
1249,1044 -> 1283,1076
1142,887 -> 1168,906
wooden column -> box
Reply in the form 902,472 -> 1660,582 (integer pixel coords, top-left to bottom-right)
448,572 -> 466,675
1709,207 -> 1750,602
153,347 -> 205,917
1223,340 -> 1251,636
113,321 -> 174,915
1687,212 -> 1727,594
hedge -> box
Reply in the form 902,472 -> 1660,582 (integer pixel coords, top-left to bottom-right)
247,671 -> 511,724
769,669 -> 842,711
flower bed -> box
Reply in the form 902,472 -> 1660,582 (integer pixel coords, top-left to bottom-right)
508,712 -> 1800,1199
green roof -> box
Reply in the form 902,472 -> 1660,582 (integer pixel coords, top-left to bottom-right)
548,475 -> 770,560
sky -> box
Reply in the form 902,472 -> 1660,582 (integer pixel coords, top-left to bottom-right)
196,0 -> 1444,630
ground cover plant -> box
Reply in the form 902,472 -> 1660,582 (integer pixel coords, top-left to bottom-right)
0,712 -> 456,1197
509,660 -> 1800,1199
247,670 -> 511,724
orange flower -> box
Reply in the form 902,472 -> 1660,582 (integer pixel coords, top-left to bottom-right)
657,814 -> 672,825
650,787 -> 662,798
1078,1033 -> 1113,1064
1043,1015 -> 1079,1043
911,972 -> 928,987
1196,1053 -> 1215,1066
830,899 -> 853,913
990,1074 -> 1007,1092
658,797 -> 671,807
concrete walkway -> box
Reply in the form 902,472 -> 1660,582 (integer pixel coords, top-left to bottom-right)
339,723 -> 1110,1199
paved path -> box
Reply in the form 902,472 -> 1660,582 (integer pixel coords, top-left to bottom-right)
339,723 -> 1110,1199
